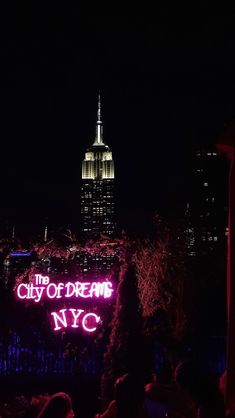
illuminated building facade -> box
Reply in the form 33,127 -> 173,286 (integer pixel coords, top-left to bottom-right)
79,95 -> 116,278
189,147 -> 228,256
81,94 -> 115,238
184,202 -> 196,257
184,147 -> 229,336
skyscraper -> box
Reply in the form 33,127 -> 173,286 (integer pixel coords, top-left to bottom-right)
81,94 -> 115,239
189,147 -> 228,256
184,146 -> 228,336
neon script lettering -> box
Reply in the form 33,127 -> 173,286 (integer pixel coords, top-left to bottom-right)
16,275 -> 112,334
16,274 -> 114,303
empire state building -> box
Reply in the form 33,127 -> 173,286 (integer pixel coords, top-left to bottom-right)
81,95 -> 115,238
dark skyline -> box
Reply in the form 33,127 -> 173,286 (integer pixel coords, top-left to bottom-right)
0,5 -> 235,236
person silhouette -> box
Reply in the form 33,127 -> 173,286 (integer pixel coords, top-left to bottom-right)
37,392 -> 75,418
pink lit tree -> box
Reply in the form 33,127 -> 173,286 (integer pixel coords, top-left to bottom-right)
101,261 -> 145,403
133,215 -> 186,339
100,217 -> 187,402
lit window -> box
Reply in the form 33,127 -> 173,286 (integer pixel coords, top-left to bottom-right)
204,182 -> 208,187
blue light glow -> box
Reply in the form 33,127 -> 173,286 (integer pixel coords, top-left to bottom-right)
9,251 -> 31,257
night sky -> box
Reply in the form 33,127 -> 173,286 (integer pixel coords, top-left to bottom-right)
1,4 -> 235,237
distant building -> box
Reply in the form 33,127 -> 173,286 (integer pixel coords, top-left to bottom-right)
81,94 -> 115,239
80,95 -> 116,278
184,146 -> 229,336
188,146 -> 228,256
76,246 -> 117,279
3,250 -> 33,288
184,202 -> 196,257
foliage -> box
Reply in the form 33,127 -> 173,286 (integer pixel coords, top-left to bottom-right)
101,261 -> 145,402
1,230 -> 129,367
4,232 -> 129,291
133,215 -> 187,339
133,240 -> 170,317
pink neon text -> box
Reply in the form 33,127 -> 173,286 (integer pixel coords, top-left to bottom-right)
16,275 -> 114,303
50,308 -> 100,332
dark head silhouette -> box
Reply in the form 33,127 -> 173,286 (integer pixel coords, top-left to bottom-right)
37,392 -> 74,418
175,361 -> 225,418
114,373 -> 144,418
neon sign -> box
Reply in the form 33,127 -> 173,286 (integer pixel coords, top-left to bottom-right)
16,274 -> 113,303
15,274 -> 114,333
51,309 -> 100,332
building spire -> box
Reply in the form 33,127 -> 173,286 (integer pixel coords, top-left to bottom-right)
44,225 -> 48,242
12,225 -> 15,241
97,92 -> 101,123
94,92 -> 104,145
